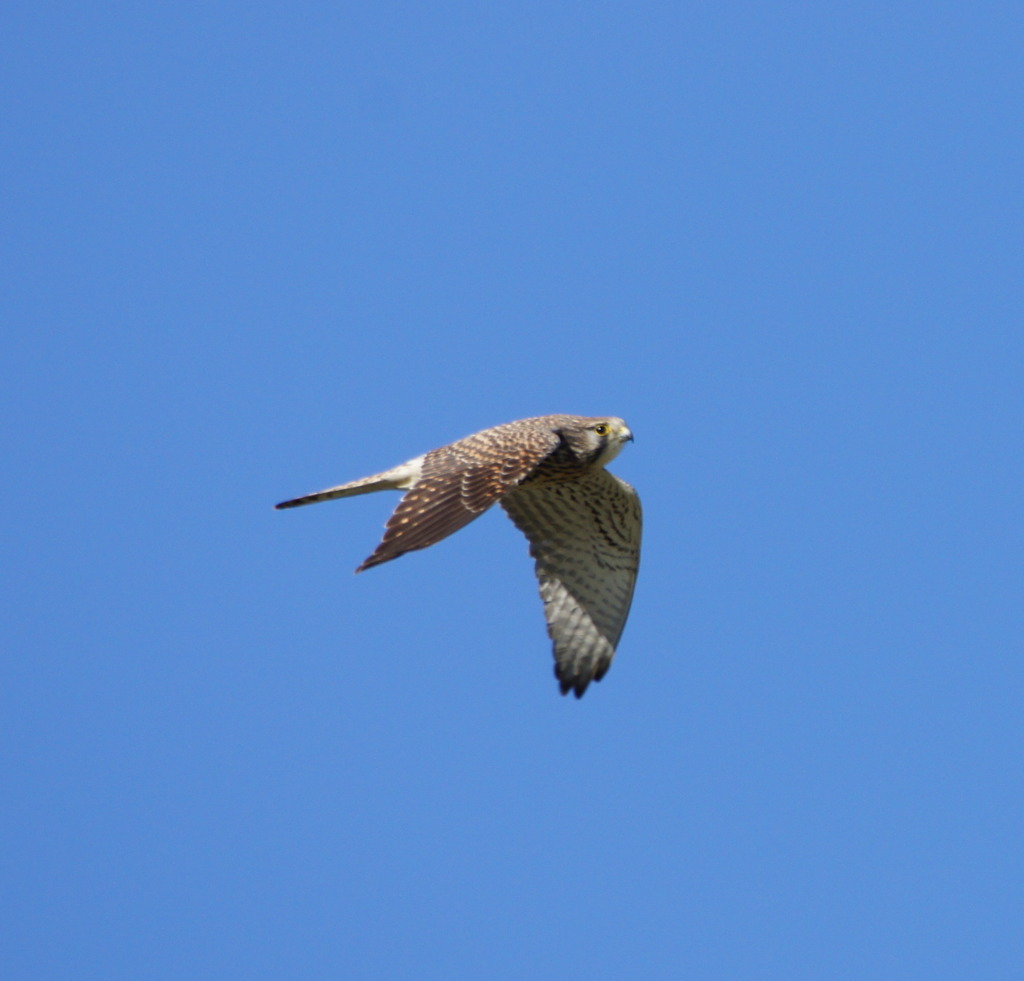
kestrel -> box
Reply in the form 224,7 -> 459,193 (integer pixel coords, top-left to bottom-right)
276,415 -> 641,697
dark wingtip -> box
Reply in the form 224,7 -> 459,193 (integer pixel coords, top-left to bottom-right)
556,668 -> 594,699
354,551 -> 387,574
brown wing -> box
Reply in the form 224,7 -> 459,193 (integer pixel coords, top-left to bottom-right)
356,422 -> 562,572
500,469 -> 642,697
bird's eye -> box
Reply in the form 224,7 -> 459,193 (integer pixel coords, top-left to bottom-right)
593,423 -> 610,436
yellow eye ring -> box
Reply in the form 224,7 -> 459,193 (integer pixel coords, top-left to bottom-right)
594,423 -> 610,436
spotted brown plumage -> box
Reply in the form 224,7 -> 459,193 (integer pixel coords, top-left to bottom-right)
275,414 -> 641,697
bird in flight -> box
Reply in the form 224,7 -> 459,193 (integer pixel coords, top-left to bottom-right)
276,414 -> 641,697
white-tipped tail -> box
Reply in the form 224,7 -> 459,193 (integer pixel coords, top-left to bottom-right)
275,455 -> 425,509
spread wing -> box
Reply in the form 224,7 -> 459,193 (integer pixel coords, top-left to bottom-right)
357,424 -> 562,572
500,469 -> 642,697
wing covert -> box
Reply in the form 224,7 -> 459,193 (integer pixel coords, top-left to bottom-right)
357,423 -> 562,571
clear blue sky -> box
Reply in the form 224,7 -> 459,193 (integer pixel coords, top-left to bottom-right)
4,3 -> 1021,979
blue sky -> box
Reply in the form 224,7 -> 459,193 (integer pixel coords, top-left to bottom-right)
3,3 -> 1022,978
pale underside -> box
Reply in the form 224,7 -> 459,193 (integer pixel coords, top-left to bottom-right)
500,470 -> 641,695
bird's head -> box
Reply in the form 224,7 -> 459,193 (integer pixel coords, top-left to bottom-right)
564,417 -> 634,467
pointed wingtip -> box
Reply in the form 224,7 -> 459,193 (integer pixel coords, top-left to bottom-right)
557,671 -> 593,699
354,551 -> 386,574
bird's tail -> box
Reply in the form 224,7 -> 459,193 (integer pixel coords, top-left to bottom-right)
274,455 -> 425,509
